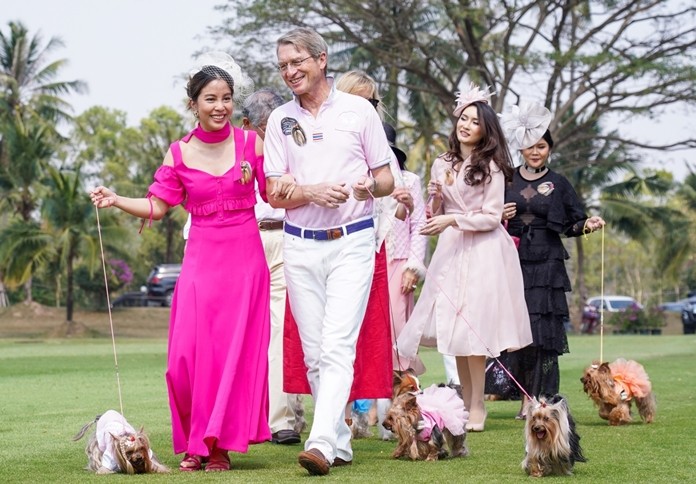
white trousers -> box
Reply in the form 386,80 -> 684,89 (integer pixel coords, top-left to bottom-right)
260,229 -> 296,433
443,354 -> 461,385
283,227 -> 375,462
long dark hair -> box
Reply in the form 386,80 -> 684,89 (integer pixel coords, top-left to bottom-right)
444,101 -> 513,185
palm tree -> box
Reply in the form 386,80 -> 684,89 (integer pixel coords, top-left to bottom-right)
0,21 -> 87,127
0,21 -> 86,302
42,163 -> 126,325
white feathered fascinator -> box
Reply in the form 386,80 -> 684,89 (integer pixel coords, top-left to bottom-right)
453,82 -> 495,117
500,101 -> 553,151
188,51 -> 254,102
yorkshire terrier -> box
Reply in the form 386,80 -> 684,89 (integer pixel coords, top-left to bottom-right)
73,410 -> 169,474
382,384 -> 469,461
377,369 -> 422,440
580,358 -> 656,425
522,395 -> 586,477
289,393 -> 308,434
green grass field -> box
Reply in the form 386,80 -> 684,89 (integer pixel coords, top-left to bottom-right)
1,334 -> 695,483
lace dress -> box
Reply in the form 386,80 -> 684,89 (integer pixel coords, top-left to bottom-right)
504,167 -> 588,397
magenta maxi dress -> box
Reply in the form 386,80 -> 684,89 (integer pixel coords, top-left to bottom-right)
147,127 -> 271,457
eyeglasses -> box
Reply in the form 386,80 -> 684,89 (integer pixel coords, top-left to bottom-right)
276,56 -> 314,73
368,98 -> 380,108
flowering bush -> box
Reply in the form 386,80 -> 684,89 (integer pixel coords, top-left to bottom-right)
609,303 -> 666,333
108,259 -> 133,286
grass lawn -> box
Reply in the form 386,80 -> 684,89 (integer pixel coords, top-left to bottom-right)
1,330 -> 695,483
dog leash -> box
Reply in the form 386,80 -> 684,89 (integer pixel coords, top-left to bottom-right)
95,206 -> 125,416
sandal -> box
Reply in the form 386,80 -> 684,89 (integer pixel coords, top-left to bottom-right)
205,450 -> 231,472
179,454 -> 204,472
515,413 -> 527,420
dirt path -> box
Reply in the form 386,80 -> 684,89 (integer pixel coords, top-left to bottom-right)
0,302 -> 170,339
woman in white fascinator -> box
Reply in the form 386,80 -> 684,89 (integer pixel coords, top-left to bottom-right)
91,52 -> 271,472
500,101 -> 605,419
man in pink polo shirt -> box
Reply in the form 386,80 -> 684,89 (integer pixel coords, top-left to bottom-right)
264,27 -> 394,476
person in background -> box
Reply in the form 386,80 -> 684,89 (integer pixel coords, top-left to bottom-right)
90,52 -> 270,472
242,88 -> 304,444
396,83 -> 532,433
501,100 -> 605,419
334,70 -> 413,436
264,28 -> 395,475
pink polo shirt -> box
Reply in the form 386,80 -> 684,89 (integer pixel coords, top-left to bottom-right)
264,82 -> 393,229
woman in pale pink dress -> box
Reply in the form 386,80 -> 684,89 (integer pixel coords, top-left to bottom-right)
382,123 -> 427,375
396,84 -> 532,432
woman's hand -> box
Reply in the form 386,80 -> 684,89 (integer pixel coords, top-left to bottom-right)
427,179 -> 443,199
502,202 -> 516,221
392,187 -> 414,213
401,268 -> 419,294
271,174 -> 297,199
585,215 -> 606,232
420,215 -> 456,235
90,186 -> 118,208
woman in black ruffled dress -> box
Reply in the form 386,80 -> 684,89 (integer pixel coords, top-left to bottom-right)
500,102 -> 604,417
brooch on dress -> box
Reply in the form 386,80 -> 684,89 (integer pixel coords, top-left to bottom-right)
240,161 -> 252,184
537,181 -> 554,196
281,117 -> 307,146
445,169 -> 455,186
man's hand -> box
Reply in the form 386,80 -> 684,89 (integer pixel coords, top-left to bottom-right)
306,182 -> 350,208
352,175 -> 375,201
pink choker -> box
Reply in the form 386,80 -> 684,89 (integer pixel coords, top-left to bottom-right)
191,122 -> 231,143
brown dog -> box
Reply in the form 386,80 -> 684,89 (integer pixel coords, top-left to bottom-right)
580,359 -> 656,425
73,410 -> 169,474
522,395 -> 586,477
382,384 -> 468,461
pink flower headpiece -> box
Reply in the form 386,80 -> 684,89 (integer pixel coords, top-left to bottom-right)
453,82 -> 495,117
500,101 -> 553,150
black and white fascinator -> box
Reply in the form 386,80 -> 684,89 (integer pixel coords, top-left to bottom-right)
188,51 -> 254,102
500,101 -> 553,151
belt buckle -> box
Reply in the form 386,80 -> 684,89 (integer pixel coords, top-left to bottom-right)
326,228 -> 343,240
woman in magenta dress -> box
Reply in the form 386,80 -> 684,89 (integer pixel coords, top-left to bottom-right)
396,84 -> 532,432
90,54 -> 270,472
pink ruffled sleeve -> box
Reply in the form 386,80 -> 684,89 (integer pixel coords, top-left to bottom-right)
147,165 -> 185,206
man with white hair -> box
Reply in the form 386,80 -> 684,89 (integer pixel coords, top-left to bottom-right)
264,27 -> 394,475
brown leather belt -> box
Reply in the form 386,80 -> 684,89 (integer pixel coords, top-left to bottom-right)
258,219 -> 284,231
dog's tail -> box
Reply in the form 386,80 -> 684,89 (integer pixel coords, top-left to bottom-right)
72,414 -> 101,441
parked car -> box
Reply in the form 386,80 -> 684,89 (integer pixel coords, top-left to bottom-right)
658,300 -> 689,312
146,264 -> 182,307
680,296 -> 696,334
110,287 -> 148,308
580,296 -> 641,334
586,295 -> 642,312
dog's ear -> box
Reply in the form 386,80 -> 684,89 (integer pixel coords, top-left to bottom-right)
404,393 -> 418,411
393,371 -> 404,387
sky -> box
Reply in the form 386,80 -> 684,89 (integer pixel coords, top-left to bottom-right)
4,0 -> 225,125
4,0 -> 695,179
